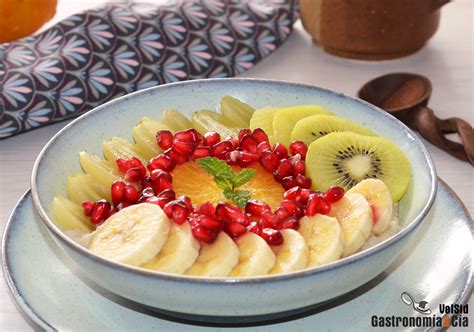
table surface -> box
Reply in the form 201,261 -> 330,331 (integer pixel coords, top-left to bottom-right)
1,1 -> 472,331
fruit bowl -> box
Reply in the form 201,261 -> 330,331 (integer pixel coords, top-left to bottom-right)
31,78 -> 437,316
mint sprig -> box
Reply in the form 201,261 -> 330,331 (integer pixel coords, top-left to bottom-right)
198,157 -> 256,208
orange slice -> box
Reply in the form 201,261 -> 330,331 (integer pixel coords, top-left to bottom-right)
172,161 -> 285,210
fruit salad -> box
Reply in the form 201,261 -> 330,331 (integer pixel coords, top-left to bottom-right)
53,96 -> 411,277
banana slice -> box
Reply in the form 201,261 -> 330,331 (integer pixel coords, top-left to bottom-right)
329,193 -> 372,257
347,179 -> 393,235
185,232 -> 239,277
270,229 -> 308,274
142,222 -> 200,274
89,203 -> 171,266
53,195 -> 93,233
299,215 -> 344,267
229,232 -> 276,277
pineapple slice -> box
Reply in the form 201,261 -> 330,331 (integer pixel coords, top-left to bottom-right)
53,195 -> 93,232
67,173 -> 111,204
132,117 -> 169,159
102,137 -> 146,166
79,151 -> 122,188
219,96 -> 254,128
162,109 -> 192,131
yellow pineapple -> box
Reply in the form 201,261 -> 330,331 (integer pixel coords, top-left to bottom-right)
79,151 -> 123,188
53,195 -> 93,232
67,173 -> 111,204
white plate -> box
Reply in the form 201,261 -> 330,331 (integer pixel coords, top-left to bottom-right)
2,180 -> 472,331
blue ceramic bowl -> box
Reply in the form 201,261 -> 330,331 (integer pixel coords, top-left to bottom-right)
31,79 -> 437,316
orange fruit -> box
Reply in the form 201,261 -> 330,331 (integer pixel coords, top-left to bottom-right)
172,161 -> 285,210
0,0 -> 57,43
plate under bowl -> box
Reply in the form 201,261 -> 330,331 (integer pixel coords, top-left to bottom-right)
30,78 -> 437,316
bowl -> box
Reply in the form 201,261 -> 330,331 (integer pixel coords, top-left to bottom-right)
31,78 -> 437,317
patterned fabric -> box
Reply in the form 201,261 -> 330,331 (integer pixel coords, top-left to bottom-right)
0,0 -> 295,139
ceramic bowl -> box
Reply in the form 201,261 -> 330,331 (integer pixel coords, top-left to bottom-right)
31,78 -> 437,317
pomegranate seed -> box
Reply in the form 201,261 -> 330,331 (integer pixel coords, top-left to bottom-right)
198,215 -> 223,231
125,167 -> 146,182
116,157 -> 146,182
259,150 -> 279,172
280,200 -> 302,217
115,202 -> 130,211
289,141 -> 308,159
245,199 -> 271,217
212,141 -> 233,159
293,160 -> 306,176
150,169 -> 172,182
300,189 -> 312,203
91,200 -> 111,224
116,159 -> 131,173
239,134 -> 258,153
281,176 -> 298,190
306,194 -> 331,216
261,228 -> 284,245
156,130 -> 173,149
141,187 -> 155,197
164,147 -> 187,165
192,146 -> 212,159
260,210 -> 280,228
147,154 -> 176,172
141,177 -> 153,188
295,174 -> 312,189
147,189 -> 176,208
82,201 -> 96,217
224,221 -> 247,238
274,159 -> 293,181
256,141 -> 271,154
273,143 -> 288,160
227,136 -> 239,149
174,128 -> 200,143
172,140 -> 196,156
252,128 -> 269,144
195,202 -> 216,217
203,131 -> 221,146
111,181 -> 126,205
247,221 -> 262,235
192,226 -> 217,244
280,217 -> 300,230
275,206 -> 291,220
238,129 -> 252,142
318,199 -> 331,215
236,151 -> 259,167
216,202 -> 248,225
324,186 -> 345,203
124,185 -> 139,204
284,187 -> 302,201
150,169 -> 173,193
178,195 -> 193,211
163,200 -> 191,224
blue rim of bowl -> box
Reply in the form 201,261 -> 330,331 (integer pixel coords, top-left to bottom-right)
3,181 -> 472,331
30,78 -> 438,284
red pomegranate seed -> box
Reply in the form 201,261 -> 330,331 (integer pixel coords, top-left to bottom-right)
147,154 -> 176,172
174,128 -> 200,143
82,201 -> 96,217
172,140 -> 196,156
192,146 -> 212,159
116,158 -> 131,173
198,215 -> 223,231
319,199 -> 331,215
247,221 -> 262,235
178,195 -> 193,211
252,128 -> 269,144
147,189 -> 176,208
259,150 -> 279,172
284,187 -> 302,201
293,160 -> 306,176
195,202 -> 216,217
300,189 -> 312,203
236,151 -> 259,167
192,226 -> 217,244
165,147 -> 188,165
141,177 -> 153,188
239,134 -> 258,153
163,200 -> 191,224
280,217 -> 300,230
245,199 -> 271,217
111,181 -> 126,205
125,167 -> 146,182
238,129 -> 252,142
274,159 -> 293,181
273,143 -> 288,160
115,201 -> 131,211
156,130 -> 173,149
216,202 -> 248,225
124,185 -> 139,204
295,174 -> 312,189
281,176 -> 298,190
203,131 -> 221,146
280,200 -> 302,217
260,210 -> 280,228
224,221 -> 247,238
289,141 -> 308,159
227,136 -> 239,149
323,186 -> 345,203
140,187 -> 155,198
150,169 -> 172,182
150,169 -> 173,193
212,141 -> 233,159
256,141 -> 271,154
275,206 -> 291,220
91,200 -> 111,224
116,157 -> 146,182
306,194 -> 331,216
261,228 -> 284,245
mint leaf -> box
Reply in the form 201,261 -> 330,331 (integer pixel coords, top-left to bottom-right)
224,189 -> 252,208
232,169 -> 256,188
199,157 -> 234,183
214,173 -> 234,190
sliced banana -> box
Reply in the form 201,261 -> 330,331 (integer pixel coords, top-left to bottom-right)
89,203 -> 171,266
299,214 -> 344,267
347,179 -> 393,235
185,232 -> 239,277
229,232 -> 276,277
329,193 -> 372,257
270,229 -> 308,274
142,222 -> 200,274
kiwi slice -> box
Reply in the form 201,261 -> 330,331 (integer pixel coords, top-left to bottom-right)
306,132 -> 411,201
291,114 -> 377,146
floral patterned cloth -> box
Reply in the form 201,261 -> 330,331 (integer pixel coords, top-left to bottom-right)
0,0 -> 295,139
